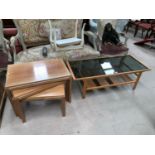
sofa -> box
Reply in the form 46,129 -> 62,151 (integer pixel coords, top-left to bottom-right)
10,19 -> 100,63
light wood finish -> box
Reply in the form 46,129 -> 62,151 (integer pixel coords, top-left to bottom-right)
13,100 -> 26,123
82,80 -> 87,98
12,82 -> 63,101
66,55 -> 150,81
14,84 -> 65,101
67,55 -> 150,98
97,78 -> 109,86
65,79 -> 72,102
133,72 -> 142,90
5,59 -> 71,122
120,74 -> 133,82
12,84 -> 66,122
80,73 -> 141,98
6,59 -> 71,89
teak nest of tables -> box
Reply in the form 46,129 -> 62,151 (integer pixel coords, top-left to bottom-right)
5,58 -> 72,122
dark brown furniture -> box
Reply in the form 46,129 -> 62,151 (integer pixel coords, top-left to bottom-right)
67,55 -> 150,98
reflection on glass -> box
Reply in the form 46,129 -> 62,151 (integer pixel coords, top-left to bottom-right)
101,62 -> 112,69
33,63 -> 48,80
104,69 -> 115,75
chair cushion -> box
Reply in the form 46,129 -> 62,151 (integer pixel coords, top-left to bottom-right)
16,19 -> 49,47
16,45 -> 100,63
56,37 -> 81,47
139,23 -> 151,29
101,44 -> 128,55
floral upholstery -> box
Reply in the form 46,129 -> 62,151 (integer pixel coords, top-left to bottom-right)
16,19 -> 49,47
15,19 -> 83,47
39,19 -> 83,39
16,45 -> 100,63
13,19 -> 100,63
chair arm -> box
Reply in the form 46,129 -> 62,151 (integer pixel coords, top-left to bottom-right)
84,31 -> 98,50
119,33 -> 128,45
3,38 -> 12,62
80,23 -> 86,47
10,35 -> 19,63
48,20 -> 57,50
84,30 -> 97,38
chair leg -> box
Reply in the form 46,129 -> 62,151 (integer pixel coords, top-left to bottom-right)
134,25 -> 139,37
142,29 -> 144,38
60,98 -> 66,117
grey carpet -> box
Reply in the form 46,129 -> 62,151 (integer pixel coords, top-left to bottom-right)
0,32 -> 155,135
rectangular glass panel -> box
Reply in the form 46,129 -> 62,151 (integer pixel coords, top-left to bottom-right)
69,55 -> 148,78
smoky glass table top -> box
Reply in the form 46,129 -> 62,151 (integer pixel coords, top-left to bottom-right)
68,55 -> 149,79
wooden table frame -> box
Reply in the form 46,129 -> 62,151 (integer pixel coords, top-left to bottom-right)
5,59 -> 72,121
66,55 -> 150,98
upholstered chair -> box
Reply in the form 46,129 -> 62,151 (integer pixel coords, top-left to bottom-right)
0,19 -> 12,72
10,19 -> 100,63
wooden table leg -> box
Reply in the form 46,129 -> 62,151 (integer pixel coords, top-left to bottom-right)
133,72 -> 142,90
82,80 -> 87,99
60,98 -> 66,117
65,79 -> 72,103
6,90 -> 18,117
13,99 -> 26,123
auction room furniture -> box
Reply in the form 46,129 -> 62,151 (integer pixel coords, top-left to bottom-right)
48,19 -> 85,51
10,19 -> 99,63
125,19 -> 140,34
5,58 -> 72,122
0,19 -> 12,72
134,20 -> 155,38
84,19 -> 129,51
11,83 -> 66,122
67,55 -> 150,98
0,20 -> 12,126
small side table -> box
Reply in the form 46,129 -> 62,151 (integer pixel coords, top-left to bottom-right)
5,58 -> 72,122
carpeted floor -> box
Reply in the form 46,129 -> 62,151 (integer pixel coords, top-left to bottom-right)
0,31 -> 155,135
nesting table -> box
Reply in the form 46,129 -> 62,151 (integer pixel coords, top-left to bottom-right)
5,58 -> 72,122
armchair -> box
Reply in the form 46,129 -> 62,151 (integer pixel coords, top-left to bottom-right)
0,19 -> 12,72
10,19 -> 100,63
10,19 -> 50,63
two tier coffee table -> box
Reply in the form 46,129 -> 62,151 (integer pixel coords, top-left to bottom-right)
67,55 -> 150,98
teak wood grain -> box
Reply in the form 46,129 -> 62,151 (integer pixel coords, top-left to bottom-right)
6,58 -> 71,89
13,84 -> 65,101
5,59 -> 72,122
66,55 -> 150,98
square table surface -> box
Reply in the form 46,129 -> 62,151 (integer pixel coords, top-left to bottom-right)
68,55 -> 150,80
5,59 -> 71,89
